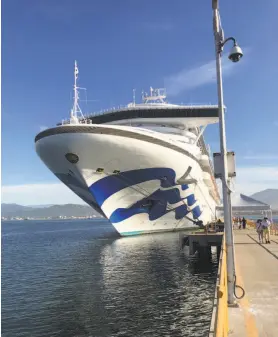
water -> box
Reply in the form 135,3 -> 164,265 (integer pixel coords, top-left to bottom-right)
247,216 -> 278,222
2,220 -> 218,337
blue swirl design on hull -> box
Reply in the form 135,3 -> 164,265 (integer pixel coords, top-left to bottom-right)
89,168 -> 202,223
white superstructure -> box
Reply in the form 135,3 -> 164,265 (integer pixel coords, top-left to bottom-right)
35,62 -> 220,236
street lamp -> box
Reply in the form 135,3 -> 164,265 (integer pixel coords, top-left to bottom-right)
212,0 -> 243,304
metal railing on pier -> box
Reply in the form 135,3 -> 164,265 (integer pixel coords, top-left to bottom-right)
214,234 -> 229,337
270,224 -> 278,236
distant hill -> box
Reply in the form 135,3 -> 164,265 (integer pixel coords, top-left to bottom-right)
1,203 -> 101,219
28,204 -> 55,208
3,190 -> 277,219
1,203 -> 34,214
250,189 -> 278,210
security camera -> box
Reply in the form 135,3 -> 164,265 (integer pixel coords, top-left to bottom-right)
228,44 -> 243,62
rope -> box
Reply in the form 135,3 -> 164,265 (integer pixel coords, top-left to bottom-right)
230,220 -> 245,300
233,275 -> 245,299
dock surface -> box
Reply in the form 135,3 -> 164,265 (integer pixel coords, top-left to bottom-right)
228,229 -> 278,337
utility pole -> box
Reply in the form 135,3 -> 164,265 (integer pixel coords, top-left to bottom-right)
212,0 -> 243,304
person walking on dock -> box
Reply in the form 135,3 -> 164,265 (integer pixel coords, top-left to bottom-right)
242,217 -> 247,229
262,217 -> 271,244
256,219 -> 264,243
236,217 -> 241,229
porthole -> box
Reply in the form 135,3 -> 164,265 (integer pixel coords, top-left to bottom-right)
65,153 -> 79,164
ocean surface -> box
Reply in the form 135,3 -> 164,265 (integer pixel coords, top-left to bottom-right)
2,220 -> 218,337
247,216 -> 278,222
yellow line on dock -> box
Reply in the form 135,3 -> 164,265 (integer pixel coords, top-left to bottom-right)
234,262 -> 259,337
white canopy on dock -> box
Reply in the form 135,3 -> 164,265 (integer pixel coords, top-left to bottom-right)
216,193 -> 272,218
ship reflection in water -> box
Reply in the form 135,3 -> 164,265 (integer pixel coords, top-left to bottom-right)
2,220 -> 218,337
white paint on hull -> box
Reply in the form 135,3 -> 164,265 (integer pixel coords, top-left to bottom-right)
35,125 -> 218,235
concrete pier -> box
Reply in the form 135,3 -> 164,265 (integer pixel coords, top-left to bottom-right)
228,229 -> 278,337
181,226 -> 278,336
181,231 -> 223,258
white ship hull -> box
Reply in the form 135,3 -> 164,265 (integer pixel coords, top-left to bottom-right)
35,125 -> 218,236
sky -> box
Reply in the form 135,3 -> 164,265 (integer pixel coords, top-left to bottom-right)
1,0 -> 278,205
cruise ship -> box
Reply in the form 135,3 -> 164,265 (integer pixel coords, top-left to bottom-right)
35,62 -> 220,236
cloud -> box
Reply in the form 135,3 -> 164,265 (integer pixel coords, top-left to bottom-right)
233,166 -> 278,195
165,49 -> 250,96
216,166 -> 278,199
1,183 -> 85,206
243,155 -> 278,160
2,165 -> 276,205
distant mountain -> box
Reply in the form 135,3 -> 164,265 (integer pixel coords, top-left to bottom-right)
28,204 -> 55,208
250,189 -> 278,210
1,203 -> 101,219
1,203 -> 34,213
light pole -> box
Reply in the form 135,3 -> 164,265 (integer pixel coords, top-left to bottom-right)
212,0 -> 243,304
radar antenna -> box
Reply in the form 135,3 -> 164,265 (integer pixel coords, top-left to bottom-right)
70,61 -> 85,124
142,87 -> 167,104
133,89 -> 136,106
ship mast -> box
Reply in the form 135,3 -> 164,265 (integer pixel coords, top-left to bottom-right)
70,60 -> 84,124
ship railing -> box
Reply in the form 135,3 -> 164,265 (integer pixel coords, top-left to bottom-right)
197,129 -> 220,201
87,103 -> 218,118
59,119 -> 93,126
58,104 -> 218,126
